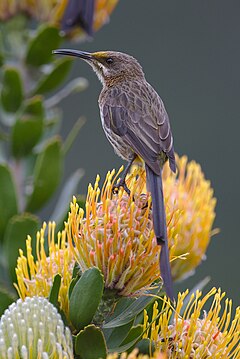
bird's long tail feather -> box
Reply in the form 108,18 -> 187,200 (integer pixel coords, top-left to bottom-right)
145,164 -> 174,301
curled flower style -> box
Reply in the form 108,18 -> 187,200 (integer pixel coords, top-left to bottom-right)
162,155 -> 217,281
66,167 -> 179,296
14,222 -> 75,319
143,288 -> 240,358
0,296 -> 73,358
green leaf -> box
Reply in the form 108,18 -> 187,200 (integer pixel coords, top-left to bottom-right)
0,287 -> 16,316
3,213 -> 39,281
50,169 -> 84,228
62,117 -> 86,156
25,25 -> 62,67
75,325 -> 107,359
107,325 -> 144,353
69,267 -> 104,331
104,321 -> 133,350
135,339 -> 154,355
24,95 -> 44,117
103,286 -> 160,329
0,164 -> 18,240
49,274 -> 62,308
68,263 -> 82,299
34,58 -> 73,94
26,137 -> 63,212
121,324 -> 143,346
1,66 -> 23,112
11,96 -> 44,157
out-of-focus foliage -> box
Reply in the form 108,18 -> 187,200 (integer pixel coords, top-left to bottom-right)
0,19 -> 86,298
0,0 -> 119,41
0,0 -> 120,305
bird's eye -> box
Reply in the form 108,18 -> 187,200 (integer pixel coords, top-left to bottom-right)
106,57 -> 113,64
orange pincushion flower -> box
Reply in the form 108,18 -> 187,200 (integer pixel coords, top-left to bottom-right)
162,155 -> 217,281
0,0 -> 119,40
143,288 -> 240,358
65,167 -> 179,296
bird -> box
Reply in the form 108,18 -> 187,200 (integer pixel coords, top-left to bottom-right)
53,49 -> 176,301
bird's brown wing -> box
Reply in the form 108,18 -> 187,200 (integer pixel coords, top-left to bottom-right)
101,85 -> 175,174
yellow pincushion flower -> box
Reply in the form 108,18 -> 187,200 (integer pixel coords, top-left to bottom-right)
143,288 -> 240,358
107,349 -> 167,359
0,0 -> 119,39
66,167 -> 180,296
162,155 -> 217,281
14,222 -> 75,319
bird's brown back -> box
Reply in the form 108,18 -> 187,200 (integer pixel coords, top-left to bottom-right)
99,78 -> 176,174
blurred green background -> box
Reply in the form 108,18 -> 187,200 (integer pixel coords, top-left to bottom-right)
44,1 -> 239,304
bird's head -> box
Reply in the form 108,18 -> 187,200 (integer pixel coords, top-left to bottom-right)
53,49 -> 145,85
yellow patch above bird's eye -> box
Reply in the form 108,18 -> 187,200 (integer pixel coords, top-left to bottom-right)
92,51 -> 109,60
92,51 -> 107,57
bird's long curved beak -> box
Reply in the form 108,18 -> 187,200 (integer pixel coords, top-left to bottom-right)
53,49 -> 93,61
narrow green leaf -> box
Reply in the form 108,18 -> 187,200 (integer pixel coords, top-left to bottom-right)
107,325 -> 144,353
68,263 -> 82,299
0,164 -> 18,240
34,58 -> 73,94
103,286 -> 160,329
135,338 -> 154,355
75,325 -> 107,359
49,274 -> 62,308
50,169 -> 84,227
69,267 -> 104,331
26,137 -> 63,212
1,66 -> 23,112
62,117 -> 86,156
3,213 -> 39,281
104,320 -> 133,349
121,325 -> 143,346
108,337 -> 141,354
25,25 -> 62,67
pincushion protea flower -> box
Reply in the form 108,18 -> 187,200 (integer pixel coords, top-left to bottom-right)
0,0 -> 119,40
143,288 -> 240,358
0,296 -> 73,358
107,349 -> 167,359
66,167 -> 179,296
14,222 -> 75,319
162,154 -> 217,281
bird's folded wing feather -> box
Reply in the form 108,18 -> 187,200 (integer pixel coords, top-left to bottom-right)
101,85 -> 175,174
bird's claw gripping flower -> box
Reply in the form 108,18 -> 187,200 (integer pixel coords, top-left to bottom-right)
14,155 -> 216,307
65,167 -> 179,296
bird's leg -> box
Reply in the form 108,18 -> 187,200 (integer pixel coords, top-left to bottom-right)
112,155 -> 136,196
